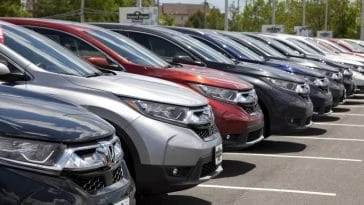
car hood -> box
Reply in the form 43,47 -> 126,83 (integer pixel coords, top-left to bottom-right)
0,86 -> 114,143
171,64 -> 253,90
326,53 -> 364,66
66,71 -> 208,107
232,61 -> 306,83
266,59 -> 324,77
285,58 -> 339,72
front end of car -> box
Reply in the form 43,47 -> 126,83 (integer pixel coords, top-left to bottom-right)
121,99 -> 223,194
190,84 -> 264,149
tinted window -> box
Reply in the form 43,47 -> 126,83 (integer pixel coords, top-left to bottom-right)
31,27 -> 106,58
85,29 -> 170,68
129,32 -> 190,62
3,25 -> 101,77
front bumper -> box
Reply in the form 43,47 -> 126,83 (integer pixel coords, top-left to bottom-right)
135,151 -> 223,194
329,81 -> 345,106
310,86 -> 333,115
0,160 -> 135,205
344,77 -> 355,97
209,99 -> 265,149
125,116 -> 223,194
352,70 -> 364,92
256,87 -> 313,134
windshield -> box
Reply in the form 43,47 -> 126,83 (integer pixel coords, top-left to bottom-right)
341,40 -> 364,52
207,32 -> 264,61
2,24 -> 101,77
288,38 -> 324,55
86,29 -> 170,68
241,35 -> 286,58
169,32 -> 234,64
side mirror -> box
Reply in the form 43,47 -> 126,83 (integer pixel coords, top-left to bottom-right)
172,55 -> 205,66
84,56 -> 109,68
84,56 -> 123,71
0,63 -> 27,82
0,63 -> 11,75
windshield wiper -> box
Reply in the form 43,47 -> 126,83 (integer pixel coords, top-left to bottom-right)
85,72 -> 103,78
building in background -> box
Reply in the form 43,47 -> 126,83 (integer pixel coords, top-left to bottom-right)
161,3 -> 209,26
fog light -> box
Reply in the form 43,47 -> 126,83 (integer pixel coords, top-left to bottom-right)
172,168 -> 178,176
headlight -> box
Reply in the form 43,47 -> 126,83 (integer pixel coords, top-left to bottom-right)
343,69 -> 353,76
358,66 -> 364,73
0,137 -> 64,167
303,76 -> 329,87
124,99 -> 213,126
328,72 -> 342,80
190,84 -> 258,105
0,135 -> 123,175
263,77 -> 309,95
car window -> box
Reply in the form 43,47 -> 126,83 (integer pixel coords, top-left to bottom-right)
85,29 -> 170,68
3,25 -> 101,77
30,27 -> 106,59
129,32 -> 190,62
191,36 -> 232,58
0,53 -> 20,74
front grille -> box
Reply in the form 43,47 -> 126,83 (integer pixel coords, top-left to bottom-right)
192,124 -> 218,140
247,129 -> 263,142
67,166 -> 123,195
240,104 -> 259,114
200,160 -> 217,178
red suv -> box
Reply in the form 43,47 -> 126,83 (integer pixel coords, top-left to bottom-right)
3,18 -> 265,149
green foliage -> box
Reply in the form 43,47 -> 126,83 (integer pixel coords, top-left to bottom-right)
159,12 -> 175,26
0,0 -> 31,17
0,0 -> 362,38
185,10 -> 205,28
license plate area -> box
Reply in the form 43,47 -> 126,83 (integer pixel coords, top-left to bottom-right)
214,144 -> 223,166
114,197 -> 129,205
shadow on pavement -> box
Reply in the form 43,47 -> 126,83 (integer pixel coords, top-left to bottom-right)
332,107 -> 350,112
352,95 -> 364,99
216,160 -> 256,179
312,115 -> 340,122
242,140 -> 306,154
276,127 -> 327,136
344,101 -> 364,105
138,195 -> 211,205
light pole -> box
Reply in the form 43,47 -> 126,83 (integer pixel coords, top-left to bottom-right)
324,0 -> 328,30
80,0 -> 85,23
361,0 -> 364,40
224,0 -> 228,31
302,0 -> 306,26
272,0 -> 276,25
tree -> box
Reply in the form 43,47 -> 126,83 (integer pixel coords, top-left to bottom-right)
185,10 -> 205,28
159,12 -> 175,26
207,8 -> 225,30
0,0 -> 31,17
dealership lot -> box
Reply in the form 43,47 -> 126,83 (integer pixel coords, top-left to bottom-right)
142,94 -> 364,205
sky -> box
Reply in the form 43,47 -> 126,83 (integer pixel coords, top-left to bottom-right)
160,0 -> 227,12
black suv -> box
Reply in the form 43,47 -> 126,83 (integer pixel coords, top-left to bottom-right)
0,83 -> 134,205
94,23 -> 314,136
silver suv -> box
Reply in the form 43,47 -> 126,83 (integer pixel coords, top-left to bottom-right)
0,21 -> 223,194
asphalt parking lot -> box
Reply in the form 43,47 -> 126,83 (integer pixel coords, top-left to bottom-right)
141,94 -> 364,205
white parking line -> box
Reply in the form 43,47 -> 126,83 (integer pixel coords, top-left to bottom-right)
279,136 -> 364,142
332,113 -> 364,117
338,105 -> 364,108
314,122 -> 364,128
198,184 -> 336,197
224,153 -> 362,162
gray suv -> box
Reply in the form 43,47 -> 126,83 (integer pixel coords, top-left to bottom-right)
0,21 -> 223,195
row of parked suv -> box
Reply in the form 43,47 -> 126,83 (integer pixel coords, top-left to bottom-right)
0,18 -> 363,204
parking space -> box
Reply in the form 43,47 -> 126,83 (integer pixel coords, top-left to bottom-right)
141,94 -> 364,205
